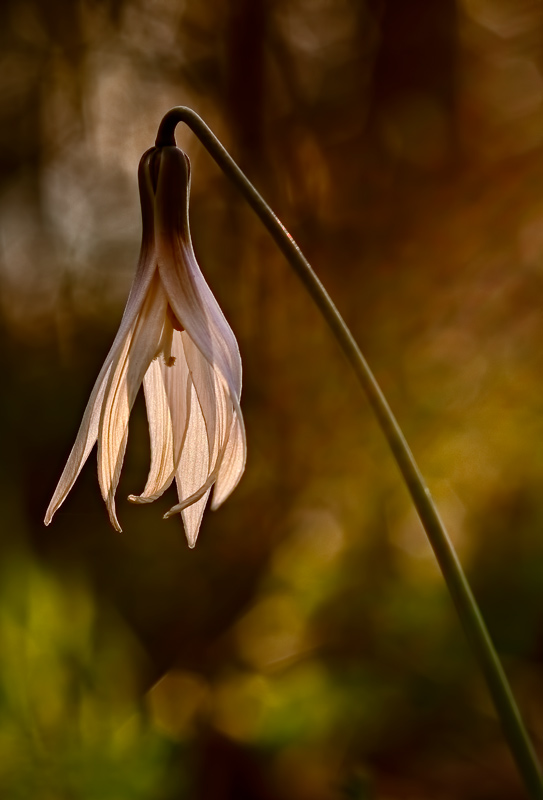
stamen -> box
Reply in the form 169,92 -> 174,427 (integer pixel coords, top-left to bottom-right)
161,323 -> 173,365
160,306 -> 184,367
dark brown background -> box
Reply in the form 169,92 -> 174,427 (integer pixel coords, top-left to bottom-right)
2,1 -> 543,797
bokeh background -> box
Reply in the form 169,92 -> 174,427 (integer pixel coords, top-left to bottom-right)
2,0 -> 543,797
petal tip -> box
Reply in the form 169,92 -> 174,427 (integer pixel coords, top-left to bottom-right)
44,501 -> 56,526
106,502 -> 123,533
128,493 -> 151,505
43,500 -> 57,526
185,528 -> 199,548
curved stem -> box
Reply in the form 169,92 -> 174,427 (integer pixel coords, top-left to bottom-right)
156,106 -> 543,798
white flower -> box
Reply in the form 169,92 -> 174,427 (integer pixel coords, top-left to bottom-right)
44,145 -> 246,547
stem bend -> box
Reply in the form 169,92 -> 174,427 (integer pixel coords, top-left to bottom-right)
155,106 -> 543,798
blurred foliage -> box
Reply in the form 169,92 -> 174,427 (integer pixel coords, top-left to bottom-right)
2,0 -> 543,797
0,552 -> 179,799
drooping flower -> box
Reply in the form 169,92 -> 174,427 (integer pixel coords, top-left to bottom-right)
44,145 -> 246,547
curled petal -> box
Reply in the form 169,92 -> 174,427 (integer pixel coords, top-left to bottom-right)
127,357 -> 175,505
163,329 -> 192,470
163,470 -> 217,520
181,332 -> 219,467
97,275 -> 167,530
45,144 -> 246,545
130,325 -> 193,505
154,147 -> 243,402
211,411 -> 246,510
44,362 -> 112,525
44,150 -> 158,527
170,378 -> 211,547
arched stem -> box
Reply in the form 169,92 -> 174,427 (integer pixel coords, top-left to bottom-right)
156,106 -> 543,798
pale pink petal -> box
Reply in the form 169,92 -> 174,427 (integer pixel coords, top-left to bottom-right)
165,409 -> 232,546
97,275 -> 167,530
161,332 -> 234,544
44,149 -> 158,527
44,361 -> 112,525
181,333 -> 219,466
130,325 -> 194,504
211,411 -> 246,510
113,149 -> 159,336
162,329 -> 192,468
181,334 -> 244,508
153,147 -> 247,525
176,490 -> 211,549
154,147 -> 243,401
162,472 -> 217,519
127,357 -> 175,504
170,379 -> 211,547
45,145 -> 246,542
162,342 -> 233,545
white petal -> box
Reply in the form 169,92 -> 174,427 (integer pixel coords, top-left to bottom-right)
44,361 -> 112,525
181,333 -> 219,467
162,471 -> 217,519
160,235 -> 242,401
130,325 -> 195,504
169,378 -> 211,547
97,275 -> 167,530
154,147 -> 243,402
112,151 -> 158,342
127,357 -> 175,504
181,332 -> 243,508
44,150 -> 158,527
178,488 -> 211,549
211,411 -> 246,510
162,331 -> 240,545
163,329 -> 192,467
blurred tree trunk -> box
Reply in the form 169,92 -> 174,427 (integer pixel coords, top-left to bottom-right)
225,0 -> 268,174
367,0 -> 459,166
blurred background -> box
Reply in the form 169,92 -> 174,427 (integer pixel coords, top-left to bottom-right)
2,0 -> 543,797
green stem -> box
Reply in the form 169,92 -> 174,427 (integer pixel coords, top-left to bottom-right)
156,107 -> 543,797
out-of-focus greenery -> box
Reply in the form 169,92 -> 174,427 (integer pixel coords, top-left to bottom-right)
2,0 -> 543,797
0,552 -> 180,799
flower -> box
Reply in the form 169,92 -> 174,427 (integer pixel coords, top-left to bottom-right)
44,145 -> 246,547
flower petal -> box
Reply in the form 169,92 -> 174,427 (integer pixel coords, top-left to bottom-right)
164,329 -> 192,469
154,147 -> 243,403
169,378 -> 211,547
44,362 -> 112,525
129,324 -> 194,505
115,148 -> 160,334
127,356 -> 175,505
211,411 -> 246,510
159,331 -> 236,546
181,332 -> 220,468
44,149 -> 158,527
181,332 -> 245,508
162,471 -> 216,519
153,146 -> 247,522
97,274 -> 167,530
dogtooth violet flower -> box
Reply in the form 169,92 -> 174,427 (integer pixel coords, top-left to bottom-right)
44,145 -> 246,547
